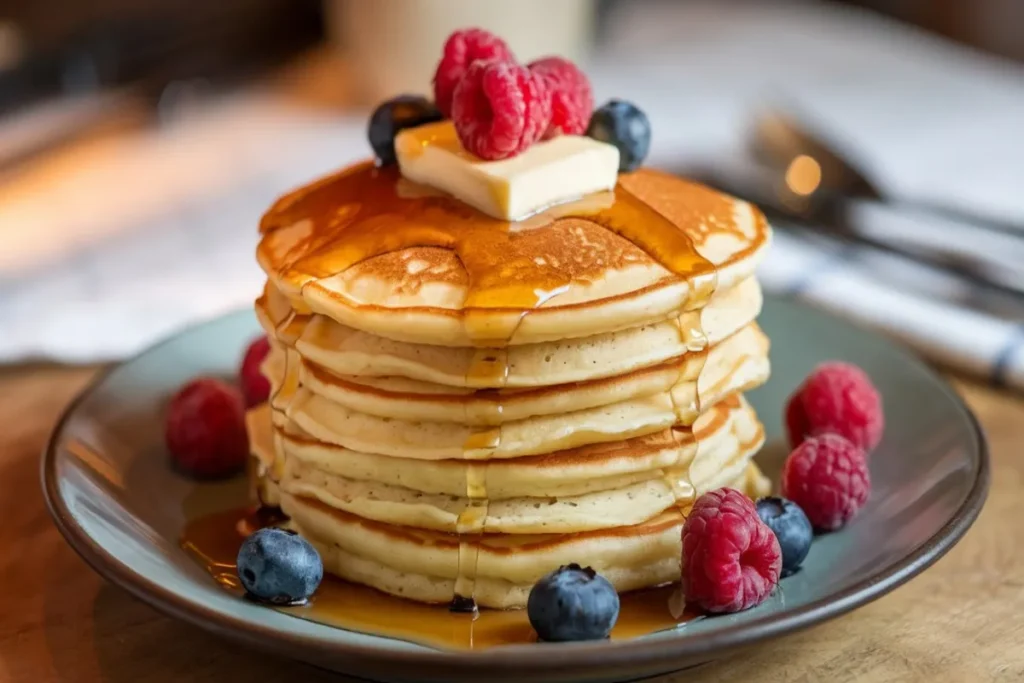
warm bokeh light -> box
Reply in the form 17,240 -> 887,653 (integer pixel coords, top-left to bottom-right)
784,154 -> 823,197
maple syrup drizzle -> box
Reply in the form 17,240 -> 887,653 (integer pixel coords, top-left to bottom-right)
452,315 -> 507,612
258,163 -> 716,307
659,271 -> 717,523
181,507 -> 702,650
454,285 -> 569,612
250,309 -> 307,495
265,296 -> 311,411
258,162 -> 729,612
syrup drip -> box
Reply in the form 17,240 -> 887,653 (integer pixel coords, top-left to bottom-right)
258,162 -> 728,613
453,287 -> 568,612
267,306 -> 310,413
660,270 -> 718,521
257,309 -> 310,495
181,507 -> 702,650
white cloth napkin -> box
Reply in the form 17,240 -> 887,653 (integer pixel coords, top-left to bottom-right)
759,229 -> 1024,389
2,0 -> 1024,388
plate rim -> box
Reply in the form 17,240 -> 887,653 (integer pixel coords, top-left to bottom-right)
41,302 -> 991,677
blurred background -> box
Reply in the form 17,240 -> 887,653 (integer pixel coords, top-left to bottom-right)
1,0 -> 1023,386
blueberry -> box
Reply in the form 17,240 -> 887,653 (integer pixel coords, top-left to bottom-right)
236,528 -> 323,605
527,563 -> 620,642
368,95 -> 443,165
756,497 -> 813,576
585,100 -> 651,172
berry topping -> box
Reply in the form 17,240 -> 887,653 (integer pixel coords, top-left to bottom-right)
165,378 -> 248,479
239,336 -> 272,407
451,59 -> 551,161
433,28 -> 514,118
527,563 -> 620,642
368,95 -> 444,166
237,527 -> 323,605
781,433 -> 871,532
755,497 -> 813,576
528,57 -> 593,138
681,488 -> 781,613
586,100 -> 651,172
786,362 -> 883,453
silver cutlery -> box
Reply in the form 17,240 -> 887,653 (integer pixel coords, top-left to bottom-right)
689,107 -> 1024,299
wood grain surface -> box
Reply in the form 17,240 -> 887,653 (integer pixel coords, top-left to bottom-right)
1,365 -> 1021,683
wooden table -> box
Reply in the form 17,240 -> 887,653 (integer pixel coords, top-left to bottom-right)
2,365 -> 1021,683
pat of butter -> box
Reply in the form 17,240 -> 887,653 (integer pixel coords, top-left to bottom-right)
395,121 -> 620,221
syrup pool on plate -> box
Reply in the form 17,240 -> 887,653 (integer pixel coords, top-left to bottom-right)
181,507 -> 702,650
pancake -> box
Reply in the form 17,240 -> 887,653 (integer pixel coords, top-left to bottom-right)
266,397 -> 764,534
257,276 -> 763,389
280,461 -> 770,609
272,326 -> 768,461
249,393 -> 756,499
291,322 -> 768,425
257,164 -> 771,347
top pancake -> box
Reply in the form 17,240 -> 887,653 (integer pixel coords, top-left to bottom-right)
257,162 -> 771,347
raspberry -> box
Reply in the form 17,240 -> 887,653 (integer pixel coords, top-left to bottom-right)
781,433 -> 871,531
528,57 -> 594,138
165,378 -> 249,479
786,362 -> 883,452
451,59 -> 551,160
240,336 -> 272,407
681,488 -> 782,613
433,28 -> 514,118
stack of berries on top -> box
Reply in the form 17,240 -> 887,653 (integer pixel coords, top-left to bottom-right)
434,28 -> 593,159
368,28 -> 652,170
680,362 -> 881,615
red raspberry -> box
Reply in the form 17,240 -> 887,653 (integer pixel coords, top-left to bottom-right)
528,57 -> 594,138
786,362 -> 883,453
240,336 -> 271,407
681,488 -> 782,613
433,28 -> 514,118
165,378 -> 249,479
782,433 -> 871,531
451,59 -> 551,160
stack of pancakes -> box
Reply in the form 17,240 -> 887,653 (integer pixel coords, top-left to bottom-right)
248,163 -> 772,609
